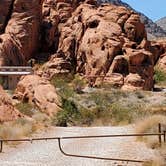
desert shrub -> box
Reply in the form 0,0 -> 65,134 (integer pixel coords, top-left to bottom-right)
72,74 -> 86,93
135,115 -> 166,134
51,75 -> 75,99
110,103 -> 132,125
32,113 -> 49,123
135,115 -> 166,150
0,118 -> 34,140
143,158 -> 165,166
134,91 -> 145,99
51,74 -> 73,88
78,108 -> 95,126
154,68 -> 166,85
15,102 -> 35,117
52,98 -> 81,126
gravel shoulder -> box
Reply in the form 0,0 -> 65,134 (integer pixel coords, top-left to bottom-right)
0,125 -> 161,166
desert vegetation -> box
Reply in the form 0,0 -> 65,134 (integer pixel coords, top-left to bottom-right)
0,104 -> 50,140
50,75 -> 166,127
154,68 -> 166,86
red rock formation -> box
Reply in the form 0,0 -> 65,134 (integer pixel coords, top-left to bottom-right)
122,73 -> 145,91
42,1 -> 154,90
0,0 -> 13,34
0,0 -> 165,92
157,53 -> 166,73
41,0 -> 85,52
152,40 -> 166,73
13,75 -> 61,116
38,52 -> 72,79
0,85 -> 22,122
0,0 -> 43,65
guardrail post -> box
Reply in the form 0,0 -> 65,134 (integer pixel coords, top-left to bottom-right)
0,140 -> 3,153
158,123 -> 162,145
164,131 -> 166,143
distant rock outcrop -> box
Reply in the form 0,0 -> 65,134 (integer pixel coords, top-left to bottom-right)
156,17 -> 166,31
0,85 -> 22,122
98,0 -> 166,39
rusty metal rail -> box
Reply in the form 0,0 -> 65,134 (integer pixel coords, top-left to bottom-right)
0,124 -> 166,163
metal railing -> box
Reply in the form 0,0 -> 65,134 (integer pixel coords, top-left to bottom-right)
0,66 -> 32,71
0,66 -> 33,74
0,124 -> 165,163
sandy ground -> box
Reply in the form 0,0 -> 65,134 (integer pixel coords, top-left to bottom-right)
0,125 -> 161,166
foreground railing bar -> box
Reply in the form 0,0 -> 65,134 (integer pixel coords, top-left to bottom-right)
59,133 -> 164,139
57,138 -> 144,163
0,132 -> 165,162
1,133 -> 164,142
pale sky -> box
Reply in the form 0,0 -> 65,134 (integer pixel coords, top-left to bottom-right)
122,0 -> 166,21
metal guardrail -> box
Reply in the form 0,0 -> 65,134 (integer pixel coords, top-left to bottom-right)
0,66 -> 33,74
0,66 -> 32,71
0,124 -> 165,163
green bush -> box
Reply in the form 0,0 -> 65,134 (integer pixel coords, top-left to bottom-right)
110,103 -> 133,125
53,99 -> 80,126
51,75 -> 75,99
154,68 -> 166,85
72,74 -> 86,93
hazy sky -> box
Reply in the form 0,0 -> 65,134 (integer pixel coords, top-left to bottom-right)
122,0 -> 166,21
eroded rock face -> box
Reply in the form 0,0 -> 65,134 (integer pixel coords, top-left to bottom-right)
158,53 -> 166,73
0,85 -> 22,122
0,0 -> 13,34
38,52 -> 72,79
43,1 -> 154,90
0,0 -> 43,65
157,41 -> 166,73
41,0 -> 85,52
121,73 -> 145,91
13,75 -> 61,116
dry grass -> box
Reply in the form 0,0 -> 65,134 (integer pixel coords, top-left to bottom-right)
135,115 -> 166,134
0,113 -> 51,141
136,115 -> 166,165
0,118 -> 34,140
143,157 -> 165,166
135,115 -> 166,146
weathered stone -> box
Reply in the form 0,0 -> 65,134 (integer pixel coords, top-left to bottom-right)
0,85 -> 22,122
13,75 -> 61,116
158,53 -> 166,73
0,0 -> 43,65
0,0 -> 13,34
43,2 -> 154,90
122,73 -> 145,91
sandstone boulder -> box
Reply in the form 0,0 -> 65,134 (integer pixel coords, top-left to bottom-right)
0,86 -> 22,122
157,53 -> 166,73
122,73 -> 145,91
98,73 -> 124,88
39,52 -> 73,80
13,75 -> 61,116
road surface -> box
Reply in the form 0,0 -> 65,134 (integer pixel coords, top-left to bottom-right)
0,126 -> 160,166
